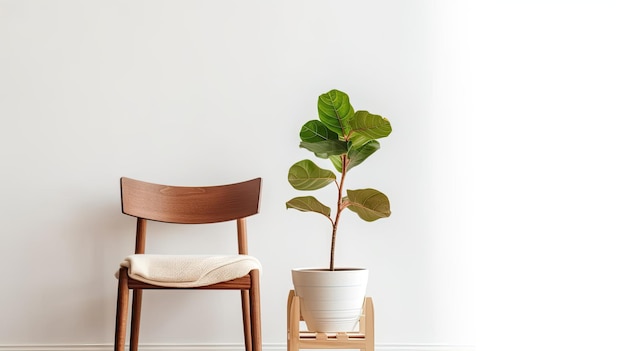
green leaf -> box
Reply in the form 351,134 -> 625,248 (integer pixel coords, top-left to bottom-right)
318,89 -> 354,138
329,155 -> 343,173
345,188 -> 391,222
348,111 -> 392,149
300,120 -> 339,143
345,140 -> 380,172
288,160 -> 336,190
300,140 -> 348,159
286,196 -> 331,217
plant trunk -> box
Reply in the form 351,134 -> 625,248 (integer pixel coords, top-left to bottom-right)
330,224 -> 337,271
330,155 -> 349,271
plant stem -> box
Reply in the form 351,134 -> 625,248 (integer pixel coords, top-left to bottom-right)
329,219 -> 338,271
329,154 -> 349,271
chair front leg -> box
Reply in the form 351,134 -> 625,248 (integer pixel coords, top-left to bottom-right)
114,268 -> 129,351
130,289 -> 143,351
241,287 -> 252,351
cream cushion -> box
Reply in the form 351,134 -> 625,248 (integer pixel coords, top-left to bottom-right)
120,254 -> 261,288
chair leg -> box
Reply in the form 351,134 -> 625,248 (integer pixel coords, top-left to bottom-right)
130,289 -> 143,351
241,289 -> 252,351
114,268 -> 129,351
250,269 -> 262,351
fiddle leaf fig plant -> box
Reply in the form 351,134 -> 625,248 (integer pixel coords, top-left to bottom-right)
286,89 -> 392,271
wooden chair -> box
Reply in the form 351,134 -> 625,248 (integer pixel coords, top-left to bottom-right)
114,177 -> 263,351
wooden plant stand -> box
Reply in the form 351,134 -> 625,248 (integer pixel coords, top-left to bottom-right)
287,290 -> 374,351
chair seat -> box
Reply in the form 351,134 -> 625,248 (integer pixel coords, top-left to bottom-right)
120,254 -> 262,288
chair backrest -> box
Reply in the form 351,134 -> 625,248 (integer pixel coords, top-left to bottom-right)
121,177 -> 262,224
120,177 -> 262,254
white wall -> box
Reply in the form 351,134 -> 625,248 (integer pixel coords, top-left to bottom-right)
0,0 -> 473,349
468,2 -> 626,351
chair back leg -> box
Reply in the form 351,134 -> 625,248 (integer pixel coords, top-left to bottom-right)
250,269 -> 262,351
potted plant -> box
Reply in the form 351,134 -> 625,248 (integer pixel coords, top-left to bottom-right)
286,89 -> 392,332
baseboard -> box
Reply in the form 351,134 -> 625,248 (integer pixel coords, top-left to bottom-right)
0,343 -> 475,351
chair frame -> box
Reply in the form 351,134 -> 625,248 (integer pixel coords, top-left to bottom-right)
114,177 -> 263,351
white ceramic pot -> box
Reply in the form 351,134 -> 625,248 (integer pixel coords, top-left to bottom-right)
291,268 -> 368,332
